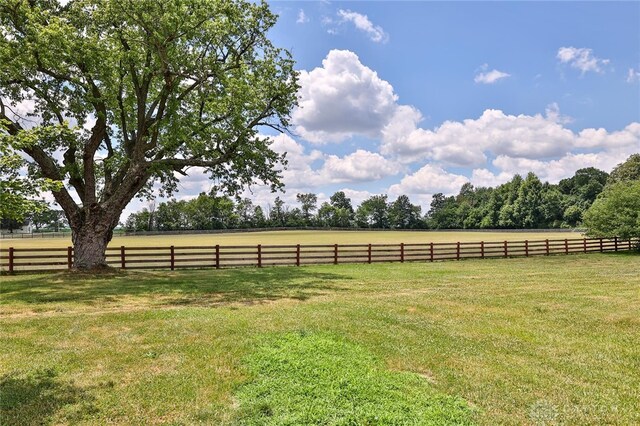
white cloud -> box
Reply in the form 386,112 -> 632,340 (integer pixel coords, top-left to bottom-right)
470,169 -> 513,188
295,51 -> 599,171
544,102 -> 572,124
557,47 -> 610,74
337,9 -> 388,43
296,9 -> 309,24
380,109 -> 487,167
381,109 -> 576,166
381,103 -> 640,168
291,50 -> 637,170
320,150 -> 403,183
388,164 -> 469,197
380,105 -> 423,149
270,134 -> 401,188
474,64 -> 511,84
492,148 -> 639,184
293,49 -> 398,143
574,122 -> 640,149
269,133 -> 323,189
627,67 -> 640,83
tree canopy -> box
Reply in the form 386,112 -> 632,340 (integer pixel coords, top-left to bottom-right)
606,153 -> 640,186
584,154 -> 640,241
0,0 -> 298,267
583,181 -> 640,240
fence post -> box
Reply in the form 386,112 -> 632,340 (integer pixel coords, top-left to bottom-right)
215,244 -> 220,269
9,247 -> 14,273
257,244 -> 262,268
296,244 -> 301,266
368,243 -> 372,264
456,242 -> 460,260
170,245 -> 175,271
400,243 -> 404,263
430,242 -> 434,262
546,239 -> 549,256
564,239 -> 569,255
614,236 -> 618,252
599,238 -> 603,253
504,240 -> 508,258
481,241 -> 485,259
583,238 -> 587,253
120,246 -> 126,269
334,244 -> 338,265
525,240 -> 529,257
67,246 -> 73,270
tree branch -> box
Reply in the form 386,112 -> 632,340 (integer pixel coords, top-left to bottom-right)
149,157 -> 229,170
80,72 -> 107,205
116,64 -> 131,150
1,105 -> 79,218
62,144 -> 86,202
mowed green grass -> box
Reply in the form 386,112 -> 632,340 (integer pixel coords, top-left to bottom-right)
1,253 -> 638,425
0,229 -> 581,250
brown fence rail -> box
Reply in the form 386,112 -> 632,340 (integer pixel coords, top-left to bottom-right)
0,237 -> 637,273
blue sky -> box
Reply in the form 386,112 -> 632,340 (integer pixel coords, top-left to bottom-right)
125,1 -> 640,218
271,1 -> 639,125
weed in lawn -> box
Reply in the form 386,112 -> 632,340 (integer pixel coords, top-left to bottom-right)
234,331 -> 475,425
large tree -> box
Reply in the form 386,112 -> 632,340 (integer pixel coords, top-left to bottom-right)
296,192 -> 317,226
583,181 -> 640,241
355,195 -> 389,229
388,195 -> 422,229
0,0 -> 298,268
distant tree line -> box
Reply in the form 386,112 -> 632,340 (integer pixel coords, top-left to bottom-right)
122,155 -> 640,232
426,168 -> 607,230
1,210 -> 69,233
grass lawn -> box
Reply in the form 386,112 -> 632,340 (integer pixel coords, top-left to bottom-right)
1,253 -> 638,425
0,229 -> 581,250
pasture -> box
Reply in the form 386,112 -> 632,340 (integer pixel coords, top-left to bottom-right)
0,229 -> 581,250
1,230 -> 590,273
1,253 -> 639,425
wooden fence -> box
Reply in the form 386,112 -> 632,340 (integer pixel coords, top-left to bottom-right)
1,237 -> 637,273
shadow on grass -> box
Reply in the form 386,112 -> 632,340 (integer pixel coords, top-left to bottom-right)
0,369 -> 97,425
0,267 -> 351,309
604,250 -> 640,257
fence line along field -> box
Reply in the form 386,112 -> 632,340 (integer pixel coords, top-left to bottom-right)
0,229 -> 582,250
0,230 -> 588,272
3,232 -> 635,273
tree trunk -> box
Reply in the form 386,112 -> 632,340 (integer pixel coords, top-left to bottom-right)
72,228 -> 111,269
71,207 -> 118,270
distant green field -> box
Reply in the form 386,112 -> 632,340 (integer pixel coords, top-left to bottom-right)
0,229 -> 581,249
1,253 -> 638,424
